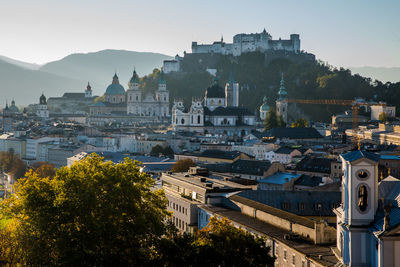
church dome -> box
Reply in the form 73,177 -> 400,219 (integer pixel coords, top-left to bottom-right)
205,78 -> 225,98
260,96 -> 270,111
9,100 -> 19,113
105,73 -> 125,95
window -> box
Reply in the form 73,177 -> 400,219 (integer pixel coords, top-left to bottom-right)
284,250 -> 287,260
315,203 -> 322,210
282,202 -> 290,210
299,203 -> 305,210
197,115 -> 201,124
275,244 -> 279,256
356,169 -> 369,179
181,118 -> 185,124
358,185 -> 368,212
292,254 -> 296,265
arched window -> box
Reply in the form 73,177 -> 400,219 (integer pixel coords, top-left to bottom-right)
358,185 -> 368,212
136,95 -> 139,101
197,115 -> 201,124
164,96 -> 166,101
113,97 -> 116,102
129,95 -> 132,101
181,118 -> 185,124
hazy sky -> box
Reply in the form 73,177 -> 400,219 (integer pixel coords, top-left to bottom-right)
0,0 -> 399,67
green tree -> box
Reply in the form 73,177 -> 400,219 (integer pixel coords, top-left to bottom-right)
157,217 -> 275,266
0,154 -> 170,265
264,108 -> 278,131
291,118 -> 308,128
277,114 -> 286,127
171,159 -> 196,172
31,162 -> 56,178
379,112 -> 388,123
150,144 -> 164,156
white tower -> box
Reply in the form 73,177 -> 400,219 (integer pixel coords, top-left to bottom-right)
335,150 -> 379,266
126,70 -> 142,115
276,73 -> 288,123
225,72 -> 239,107
155,70 -> 169,117
36,93 -> 49,118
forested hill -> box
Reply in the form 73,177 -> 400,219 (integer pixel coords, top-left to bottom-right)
141,52 -> 400,122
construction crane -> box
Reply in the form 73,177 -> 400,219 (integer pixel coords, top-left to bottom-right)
284,98 -> 386,146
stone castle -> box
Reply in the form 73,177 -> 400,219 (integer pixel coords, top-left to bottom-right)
192,29 -> 300,56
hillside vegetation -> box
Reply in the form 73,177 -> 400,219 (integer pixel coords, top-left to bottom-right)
141,52 -> 400,122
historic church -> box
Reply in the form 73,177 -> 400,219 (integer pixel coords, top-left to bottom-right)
89,70 -> 169,118
172,75 -> 256,136
334,150 -> 400,266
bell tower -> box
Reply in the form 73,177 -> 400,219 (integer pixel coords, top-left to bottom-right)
335,150 -> 379,266
276,73 -> 288,123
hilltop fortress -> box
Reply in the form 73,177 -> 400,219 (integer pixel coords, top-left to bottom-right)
192,29 -> 300,56
163,29 -> 310,74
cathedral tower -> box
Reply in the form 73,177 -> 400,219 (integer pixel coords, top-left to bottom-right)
225,72 -> 239,107
155,70 -> 169,117
36,93 -> 49,118
126,70 -> 142,115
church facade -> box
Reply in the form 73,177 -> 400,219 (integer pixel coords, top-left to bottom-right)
172,76 -> 256,136
89,70 -> 169,119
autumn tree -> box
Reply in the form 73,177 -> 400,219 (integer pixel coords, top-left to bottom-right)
31,162 -> 56,178
291,118 -> 308,128
379,112 -> 388,123
0,154 -> 170,265
263,108 -> 278,131
171,159 -> 196,172
157,217 -> 275,266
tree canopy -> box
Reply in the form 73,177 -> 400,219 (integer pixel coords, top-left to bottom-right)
0,154 -> 169,265
158,217 -> 275,267
171,159 -> 196,172
0,154 -> 275,266
291,118 -> 308,128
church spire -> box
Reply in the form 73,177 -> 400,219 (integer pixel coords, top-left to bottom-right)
112,73 -> 119,84
277,73 -> 287,101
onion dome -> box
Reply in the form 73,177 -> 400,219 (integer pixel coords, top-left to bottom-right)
205,77 -> 225,98
105,73 -> 125,95
128,69 -> 139,88
260,96 -> 270,111
277,73 -> 287,101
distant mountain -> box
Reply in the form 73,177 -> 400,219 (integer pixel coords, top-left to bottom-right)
349,66 -> 400,83
39,50 -> 172,91
0,50 -> 172,106
0,55 -> 41,70
0,59 -> 89,106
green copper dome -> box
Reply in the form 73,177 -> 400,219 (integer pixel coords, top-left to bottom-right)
128,70 -> 139,87
105,73 -> 125,95
260,96 -> 270,111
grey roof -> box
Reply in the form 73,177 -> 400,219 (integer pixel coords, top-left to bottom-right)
204,106 -> 253,116
236,190 -> 341,217
294,175 -> 322,187
263,127 -> 323,139
275,147 -> 296,155
200,150 -> 246,160
62,93 -> 86,99
294,156 -> 334,174
231,159 -> 272,176
341,150 -> 380,163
